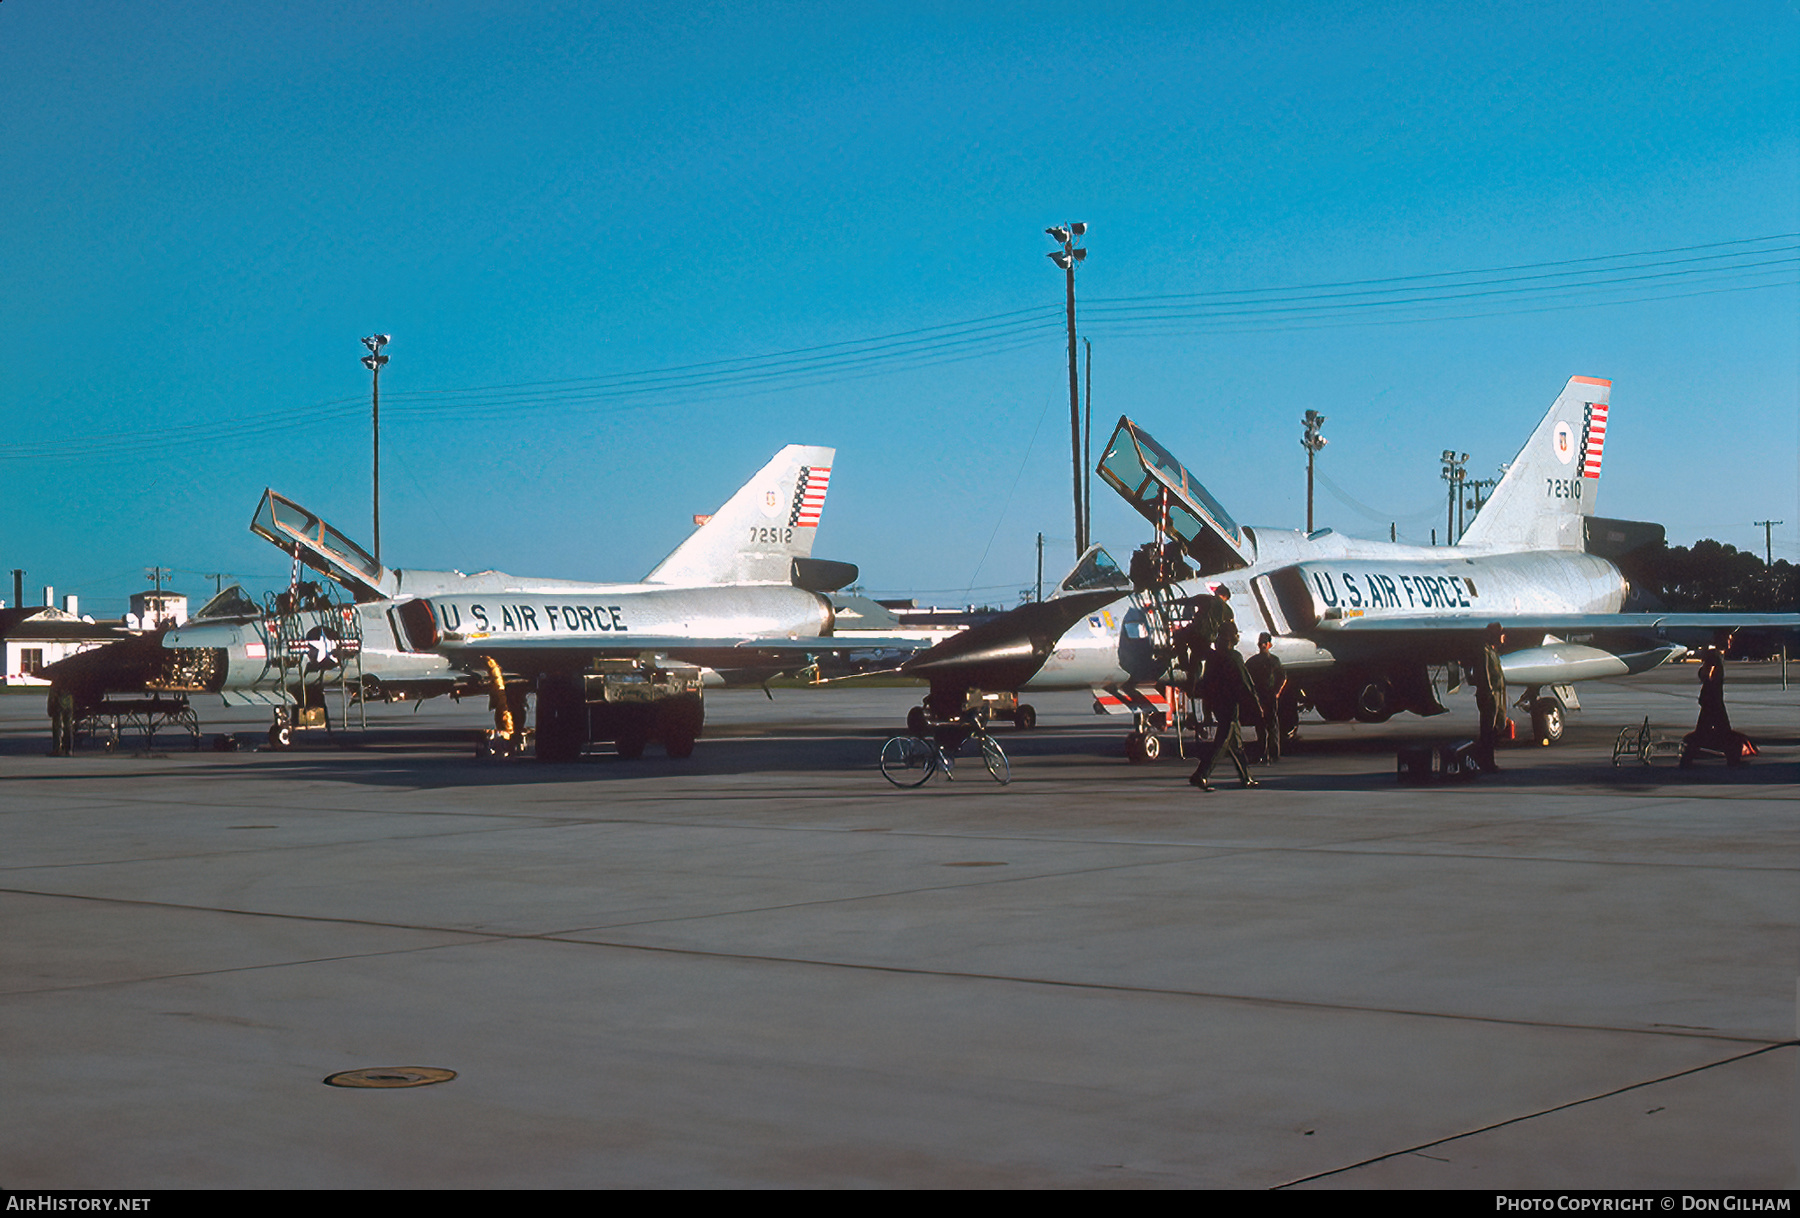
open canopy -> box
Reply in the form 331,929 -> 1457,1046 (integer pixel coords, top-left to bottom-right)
250,490 -> 396,601
1096,416 -> 1253,574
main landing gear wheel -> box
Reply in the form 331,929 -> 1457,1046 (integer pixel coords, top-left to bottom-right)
267,723 -> 292,751
660,693 -> 704,759
535,672 -> 586,763
1530,698 -> 1565,746
1125,732 -> 1161,763
907,706 -> 928,734
1013,704 -> 1037,731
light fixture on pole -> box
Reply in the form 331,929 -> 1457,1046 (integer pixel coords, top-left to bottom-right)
361,334 -> 391,566
1301,410 -> 1327,533
1046,223 -> 1088,557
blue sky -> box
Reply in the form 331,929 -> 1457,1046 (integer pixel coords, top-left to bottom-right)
3,1 -> 1795,616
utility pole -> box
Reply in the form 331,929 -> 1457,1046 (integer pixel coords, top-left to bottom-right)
1441,451 -> 1468,543
1465,476 -> 1500,524
1753,520 -> 1783,567
1301,411 -> 1327,533
361,334 -> 392,566
1046,223 -> 1088,557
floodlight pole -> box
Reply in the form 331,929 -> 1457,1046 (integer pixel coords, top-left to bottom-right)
1301,411 -> 1327,533
1083,338 -> 1093,549
361,335 -> 391,566
1047,224 -> 1088,558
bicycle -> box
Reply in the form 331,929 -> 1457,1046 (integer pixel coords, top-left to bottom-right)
879,713 -> 1010,787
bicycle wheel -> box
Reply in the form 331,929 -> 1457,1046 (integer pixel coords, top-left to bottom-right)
880,736 -> 937,788
980,734 -> 1010,784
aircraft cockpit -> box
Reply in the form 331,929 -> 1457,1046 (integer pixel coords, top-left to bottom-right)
190,584 -> 262,622
1055,546 -> 1132,597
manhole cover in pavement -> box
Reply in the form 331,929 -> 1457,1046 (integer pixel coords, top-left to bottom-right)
323,1066 -> 456,1088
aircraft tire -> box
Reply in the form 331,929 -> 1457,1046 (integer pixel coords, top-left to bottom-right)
658,693 -> 704,760
907,706 -> 928,734
1531,698 -> 1565,746
1308,684 -> 1356,722
1353,680 -> 1392,723
616,707 -> 651,760
1126,732 -> 1160,763
535,673 -> 585,763
268,724 -> 291,751
1013,704 -> 1037,731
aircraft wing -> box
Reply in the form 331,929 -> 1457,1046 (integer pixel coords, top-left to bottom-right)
430,633 -> 931,674
1313,611 -> 1800,642
1308,611 -> 1799,685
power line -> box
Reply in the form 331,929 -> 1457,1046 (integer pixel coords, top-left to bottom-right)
1085,233 -> 1799,303
7,236 -> 1796,465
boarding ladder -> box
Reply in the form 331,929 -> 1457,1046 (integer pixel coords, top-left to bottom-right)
262,581 -> 367,737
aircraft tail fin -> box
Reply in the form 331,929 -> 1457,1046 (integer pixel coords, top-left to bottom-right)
1458,377 -> 1611,551
644,445 -> 835,585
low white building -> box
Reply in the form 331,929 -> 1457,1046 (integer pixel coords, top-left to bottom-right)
1,608 -> 126,687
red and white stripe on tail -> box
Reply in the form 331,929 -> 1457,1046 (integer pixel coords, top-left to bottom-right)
1579,401 -> 1607,480
789,466 -> 831,528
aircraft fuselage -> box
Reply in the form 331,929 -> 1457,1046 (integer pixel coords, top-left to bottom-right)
1020,533 -> 1629,695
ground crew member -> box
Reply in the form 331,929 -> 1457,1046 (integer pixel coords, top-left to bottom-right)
1683,629 -> 1748,766
47,687 -> 66,756
1171,585 -> 1236,711
1245,632 -> 1286,764
47,685 -> 75,756
1189,624 -> 1258,792
1472,621 -> 1506,772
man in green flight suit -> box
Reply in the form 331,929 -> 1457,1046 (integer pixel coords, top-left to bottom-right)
1189,623 -> 1259,792
1473,621 -> 1507,773
1245,631 -> 1286,764
1171,586 -> 1236,725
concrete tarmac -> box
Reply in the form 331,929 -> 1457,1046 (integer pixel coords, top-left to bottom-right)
1,668 -> 1794,1189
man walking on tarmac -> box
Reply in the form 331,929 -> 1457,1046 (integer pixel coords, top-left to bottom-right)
1246,631 -> 1286,764
1189,622 -> 1259,792
1172,585 -> 1236,727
